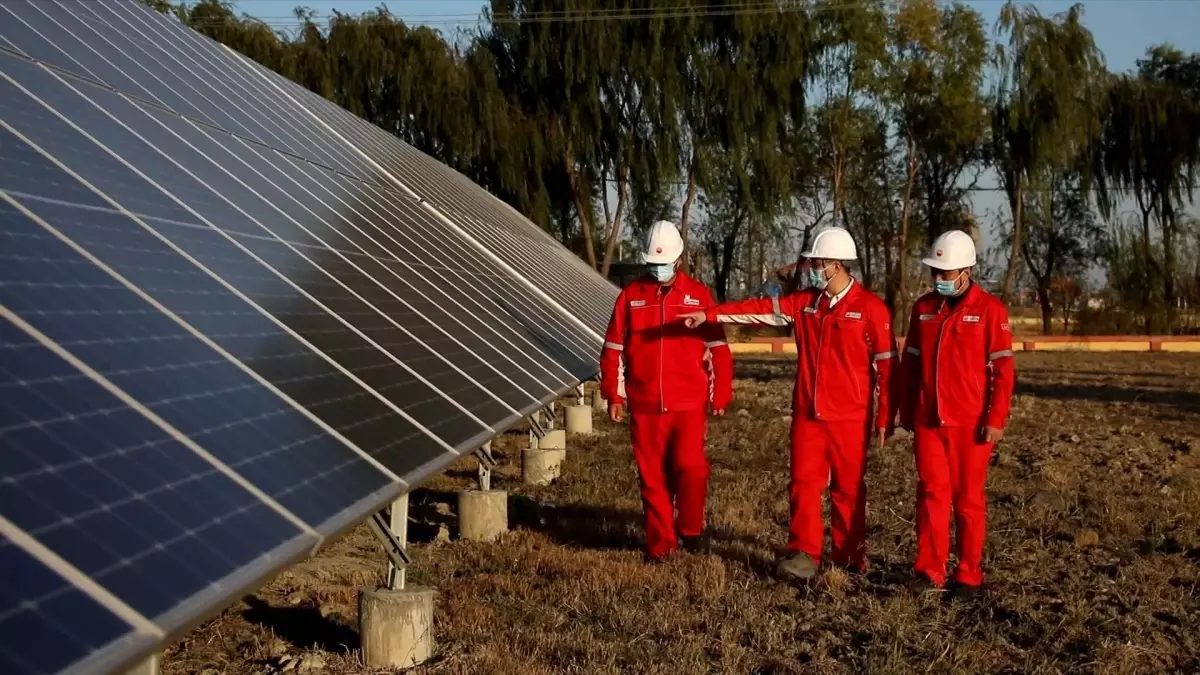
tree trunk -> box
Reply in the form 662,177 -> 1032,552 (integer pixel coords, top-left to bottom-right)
1162,200 -> 1177,330
679,152 -> 699,273
896,144 -> 918,332
599,165 -> 629,278
1001,179 -> 1024,303
1038,279 -> 1052,335
564,142 -> 597,269
1142,206 -> 1154,335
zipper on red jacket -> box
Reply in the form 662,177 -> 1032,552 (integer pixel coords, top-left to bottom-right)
659,284 -> 669,413
812,293 -> 825,420
933,298 -> 950,427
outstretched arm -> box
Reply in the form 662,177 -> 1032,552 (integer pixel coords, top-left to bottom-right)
682,293 -> 802,328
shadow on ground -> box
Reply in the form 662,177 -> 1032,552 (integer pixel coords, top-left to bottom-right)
1016,381 -> 1200,413
241,595 -> 359,654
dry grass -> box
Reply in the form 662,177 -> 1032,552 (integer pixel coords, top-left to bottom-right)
163,353 -> 1200,674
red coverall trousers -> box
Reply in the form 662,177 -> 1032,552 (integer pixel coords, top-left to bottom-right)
789,417 -> 869,569
913,425 -> 994,586
629,409 -> 709,560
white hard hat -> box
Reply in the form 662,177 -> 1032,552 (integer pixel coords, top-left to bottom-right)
801,226 -> 858,261
642,220 -> 684,265
922,230 -> 977,270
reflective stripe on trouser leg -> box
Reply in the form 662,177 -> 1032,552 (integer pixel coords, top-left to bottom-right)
788,417 -> 830,562
950,426 -> 993,587
914,425 -> 952,585
629,412 -> 676,559
668,409 -> 710,538
825,420 -> 870,568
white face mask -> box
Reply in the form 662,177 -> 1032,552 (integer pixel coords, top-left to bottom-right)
808,263 -> 835,290
648,264 -> 676,283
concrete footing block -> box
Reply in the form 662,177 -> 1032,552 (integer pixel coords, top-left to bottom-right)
539,428 -> 566,450
565,405 -> 593,435
522,447 -> 563,485
592,389 -> 607,412
457,489 -> 508,541
358,585 -> 437,669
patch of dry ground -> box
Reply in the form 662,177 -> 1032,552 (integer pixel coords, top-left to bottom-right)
164,353 -> 1200,674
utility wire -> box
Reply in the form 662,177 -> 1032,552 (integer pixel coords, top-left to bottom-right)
159,0 -> 902,28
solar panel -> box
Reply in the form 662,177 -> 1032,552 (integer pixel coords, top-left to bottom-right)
0,1 -> 620,672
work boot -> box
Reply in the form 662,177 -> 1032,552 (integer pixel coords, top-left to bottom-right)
680,534 -> 711,555
907,574 -> 943,595
951,582 -> 983,601
776,552 -> 819,582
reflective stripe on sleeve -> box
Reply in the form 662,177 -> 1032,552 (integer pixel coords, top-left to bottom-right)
989,349 -> 1014,360
604,341 -> 624,351
705,340 -> 728,349
873,350 -> 896,361
771,295 -> 782,316
717,314 -> 793,326
905,346 -> 921,356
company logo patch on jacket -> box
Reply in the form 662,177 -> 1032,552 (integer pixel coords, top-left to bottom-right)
919,313 -> 936,321
963,315 -> 981,323
803,306 -> 819,314
630,300 -> 647,307
843,311 -> 862,320
683,295 -> 701,306
1000,323 -> 1012,332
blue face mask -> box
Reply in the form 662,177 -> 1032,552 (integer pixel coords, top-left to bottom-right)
807,264 -> 833,290
935,273 -> 964,296
648,264 -> 676,283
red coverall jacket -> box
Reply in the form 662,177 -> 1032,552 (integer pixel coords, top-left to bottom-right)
899,284 -> 1016,431
704,282 -> 898,428
600,274 -> 733,414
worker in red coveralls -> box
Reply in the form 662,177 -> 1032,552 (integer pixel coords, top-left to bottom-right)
898,230 -> 1016,598
681,226 -> 898,582
600,220 -> 734,562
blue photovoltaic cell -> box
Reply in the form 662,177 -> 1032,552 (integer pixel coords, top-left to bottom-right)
0,123 -> 465,478
0,53 -> 519,432
0,537 -> 146,675
87,0 -> 617,346
0,198 -> 394,531
0,62 -> 498,451
33,0 -> 611,375
0,317 -> 311,621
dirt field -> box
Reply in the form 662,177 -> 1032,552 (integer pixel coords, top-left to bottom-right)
163,352 -> 1200,674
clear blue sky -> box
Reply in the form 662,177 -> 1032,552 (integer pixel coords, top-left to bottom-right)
230,0 -> 1200,259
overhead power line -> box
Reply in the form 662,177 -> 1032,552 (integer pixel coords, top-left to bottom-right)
166,1 -> 891,29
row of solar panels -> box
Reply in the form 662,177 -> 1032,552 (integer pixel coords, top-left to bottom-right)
0,1 -> 619,673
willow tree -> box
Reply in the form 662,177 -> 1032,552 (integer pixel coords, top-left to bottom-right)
482,0 -> 606,267
991,1 -> 1106,303
885,0 -> 987,319
810,0 -> 887,230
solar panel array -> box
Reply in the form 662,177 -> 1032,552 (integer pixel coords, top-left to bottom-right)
0,1 -> 619,672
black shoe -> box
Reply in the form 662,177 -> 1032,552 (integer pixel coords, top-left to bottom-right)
680,534 -> 711,554
907,575 -> 943,594
950,582 -> 983,601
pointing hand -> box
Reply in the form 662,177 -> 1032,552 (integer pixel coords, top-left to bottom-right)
680,311 -> 707,329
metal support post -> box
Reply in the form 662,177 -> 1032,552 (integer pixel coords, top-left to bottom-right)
367,495 -> 411,591
474,441 -> 496,492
